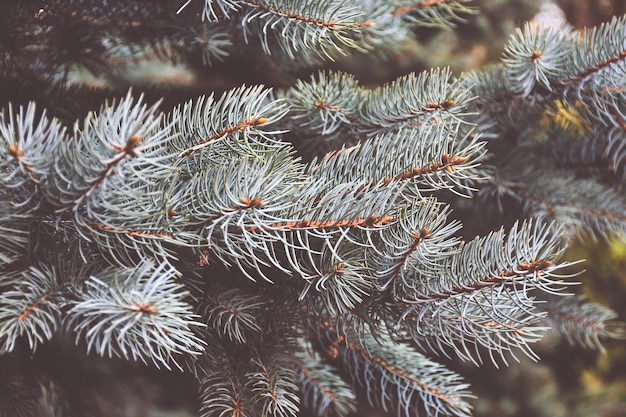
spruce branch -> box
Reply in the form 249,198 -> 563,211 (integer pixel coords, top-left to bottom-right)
561,15 -> 626,94
527,109 -> 626,183
539,295 -> 625,352
40,91 -> 179,265
172,85 -> 288,160
0,102 -> 66,191
200,285 -> 264,343
193,25 -> 235,65
399,221 -> 581,366
240,0 -> 366,61
484,173 -> 626,240
66,260 -> 206,370
358,68 -> 474,134
318,326 -> 473,417
248,355 -> 300,417
0,103 -> 66,266
200,371 -> 253,417
0,265 -> 63,354
502,23 -> 571,97
374,198 -> 462,291
390,0 -> 475,29
46,90 -> 171,211
296,349 -> 357,417
198,339 -> 301,417
462,65 -> 528,136
178,0 -> 245,22
286,71 -> 362,137
297,241 -> 376,315
1,4 -> 625,417
307,122 -> 484,197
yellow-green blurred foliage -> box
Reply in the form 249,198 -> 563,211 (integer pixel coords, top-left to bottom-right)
564,238 -> 626,381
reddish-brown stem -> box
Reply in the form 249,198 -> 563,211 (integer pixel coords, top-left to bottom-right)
354,154 -> 467,195
387,228 -> 434,281
346,337 -> 457,405
300,367 -> 338,402
128,303 -> 156,314
245,214 -> 393,233
392,0 -> 457,16
72,135 -> 142,211
561,50 -> 626,86
179,117 -> 268,158
410,259 -> 553,302
17,292 -> 54,321
545,309 -> 603,331
9,144 -> 41,183
314,101 -> 356,122
320,319 -> 459,406
86,220 -> 172,239
244,0 -> 339,29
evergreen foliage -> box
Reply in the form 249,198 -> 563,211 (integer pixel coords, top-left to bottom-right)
1,1 -> 625,416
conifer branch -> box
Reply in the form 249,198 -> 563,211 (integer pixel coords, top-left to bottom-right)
359,68 -> 473,133
399,221 -> 581,365
286,71 -> 362,136
172,85 -> 288,161
178,0 -> 244,22
318,325 -> 473,417
240,0 -> 365,60
200,286 -> 264,343
0,265 -> 63,354
1,4 -> 625,417
486,174 -> 626,239
390,0 -> 475,29
296,354 -> 357,417
560,15 -> 626,91
200,372 -> 253,417
308,122 -> 485,198
248,355 -> 300,417
66,260 -> 206,369
539,295 -> 625,351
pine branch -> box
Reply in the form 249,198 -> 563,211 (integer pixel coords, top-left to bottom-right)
200,371 -> 253,417
239,0 -> 366,61
248,355 -> 300,417
374,198 -> 461,291
399,221 -> 581,366
1,5 -> 625,417
172,85 -> 288,160
178,0 -> 245,22
539,294 -> 625,352
66,260 -> 205,369
358,68 -> 474,134
46,91 -> 170,210
485,173 -> 626,240
391,0 -> 476,29
182,22 -> 234,65
0,103 -> 66,266
0,265 -> 63,354
318,325 -> 473,417
286,71 -> 362,137
307,122 -> 484,197
200,285 -> 264,343
502,23 -> 571,97
296,349 -> 357,417
560,15 -> 626,92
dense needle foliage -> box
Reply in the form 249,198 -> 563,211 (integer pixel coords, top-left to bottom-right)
1,1 -> 625,416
